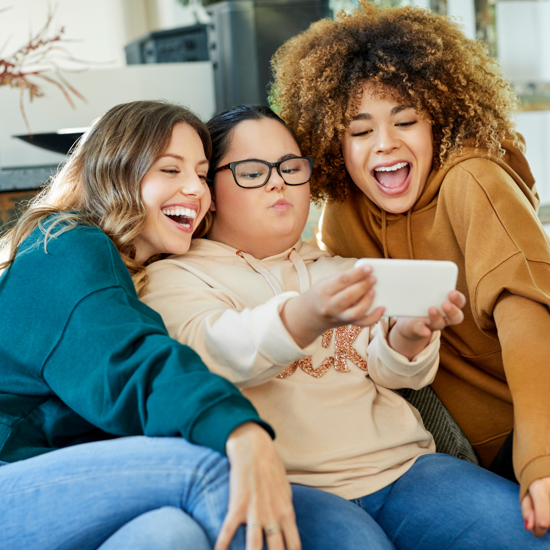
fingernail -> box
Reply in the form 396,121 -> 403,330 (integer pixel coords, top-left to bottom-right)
525,519 -> 530,530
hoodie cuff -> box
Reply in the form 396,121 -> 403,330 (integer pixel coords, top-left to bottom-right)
519,455 -> 550,502
190,394 -> 275,456
369,318 -> 440,377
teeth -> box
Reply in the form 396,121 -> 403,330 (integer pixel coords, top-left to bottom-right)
161,207 -> 197,219
374,162 -> 409,172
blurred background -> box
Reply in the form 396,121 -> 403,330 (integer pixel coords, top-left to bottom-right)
0,0 -> 548,237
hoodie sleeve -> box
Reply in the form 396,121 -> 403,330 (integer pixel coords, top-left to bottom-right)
367,319 -> 440,390
42,285 -> 273,456
142,261 -> 319,388
443,159 -> 550,500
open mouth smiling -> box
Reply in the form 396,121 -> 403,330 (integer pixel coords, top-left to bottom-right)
162,207 -> 197,230
372,161 -> 411,195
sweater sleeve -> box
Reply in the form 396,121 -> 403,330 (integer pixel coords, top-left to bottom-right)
444,161 -> 550,500
42,285 -> 273,456
494,292 -> 550,500
367,319 -> 440,390
142,262 -> 319,388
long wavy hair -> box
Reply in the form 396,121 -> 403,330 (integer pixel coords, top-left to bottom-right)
270,1 -> 519,202
0,100 -> 211,295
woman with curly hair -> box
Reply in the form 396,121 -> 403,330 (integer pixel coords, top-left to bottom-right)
271,1 -> 550,537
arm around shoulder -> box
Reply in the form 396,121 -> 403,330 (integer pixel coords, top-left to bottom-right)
42,270 -> 272,456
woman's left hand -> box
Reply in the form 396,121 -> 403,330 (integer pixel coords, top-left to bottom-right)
522,477 -> 550,537
215,422 -> 300,550
389,290 -> 466,360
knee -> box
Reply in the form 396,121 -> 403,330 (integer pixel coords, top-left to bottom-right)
119,507 -> 211,550
122,436 -> 231,482
149,507 -> 208,546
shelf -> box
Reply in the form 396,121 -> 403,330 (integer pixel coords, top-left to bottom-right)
514,82 -> 550,113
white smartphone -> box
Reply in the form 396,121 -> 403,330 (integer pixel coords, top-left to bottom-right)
354,258 -> 459,317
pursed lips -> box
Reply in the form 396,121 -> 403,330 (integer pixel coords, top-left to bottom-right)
270,198 -> 293,212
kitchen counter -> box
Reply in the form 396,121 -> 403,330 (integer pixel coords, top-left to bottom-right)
0,166 -> 57,192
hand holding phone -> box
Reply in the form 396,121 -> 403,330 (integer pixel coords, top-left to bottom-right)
354,258 -> 459,317
390,290 -> 466,359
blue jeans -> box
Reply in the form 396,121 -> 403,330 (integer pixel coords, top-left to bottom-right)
0,436 -> 390,550
350,453 -> 550,549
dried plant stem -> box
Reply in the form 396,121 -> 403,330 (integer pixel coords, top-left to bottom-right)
0,8 -> 87,135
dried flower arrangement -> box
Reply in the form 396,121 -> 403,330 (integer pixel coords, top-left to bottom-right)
0,6 -> 86,133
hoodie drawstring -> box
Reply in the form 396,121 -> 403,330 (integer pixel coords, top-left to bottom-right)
288,248 -> 311,293
380,209 -> 414,260
406,210 -> 415,259
381,210 -> 389,259
236,248 -> 311,296
236,250 -> 284,295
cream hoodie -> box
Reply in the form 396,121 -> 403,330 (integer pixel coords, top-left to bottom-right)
143,239 -> 439,499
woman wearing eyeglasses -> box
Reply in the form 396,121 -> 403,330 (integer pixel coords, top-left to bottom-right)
140,104 -> 547,549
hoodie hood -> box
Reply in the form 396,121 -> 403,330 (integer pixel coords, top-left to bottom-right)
362,135 -> 537,224
185,237 -> 329,264
180,237 -> 331,296
344,135 -> 538,259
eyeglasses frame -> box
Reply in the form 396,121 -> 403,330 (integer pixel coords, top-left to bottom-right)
214,156 -> 315,189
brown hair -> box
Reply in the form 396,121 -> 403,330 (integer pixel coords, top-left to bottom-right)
0,100 -> 211,295
270,1 -> 519,202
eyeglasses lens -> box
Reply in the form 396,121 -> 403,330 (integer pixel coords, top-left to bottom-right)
279,158 -> 312,185
235,161 -> 270,187
235,158 -> 312,187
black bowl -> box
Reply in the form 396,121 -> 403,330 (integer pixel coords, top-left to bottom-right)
14,132 -> 85,155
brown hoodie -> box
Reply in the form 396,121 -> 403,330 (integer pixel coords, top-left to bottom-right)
320,137 -> 550,500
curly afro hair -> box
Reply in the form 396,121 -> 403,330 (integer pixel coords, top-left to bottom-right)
270,1 -> 519,203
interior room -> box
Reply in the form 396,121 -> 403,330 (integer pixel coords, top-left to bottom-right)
0,0 -> 548,236
2,2 -> 550,547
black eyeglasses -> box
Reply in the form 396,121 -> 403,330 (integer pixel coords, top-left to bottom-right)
215,156 -> 315,189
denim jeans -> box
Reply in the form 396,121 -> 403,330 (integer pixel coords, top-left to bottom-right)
351,453 -> 550,549
0,437 -> 237,550
0,435 -> 393,550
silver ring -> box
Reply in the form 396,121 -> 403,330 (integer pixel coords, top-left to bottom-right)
247,521 -> 261,529
265,524 -> 281,536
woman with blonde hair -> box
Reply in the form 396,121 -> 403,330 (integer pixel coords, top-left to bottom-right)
0,100 -> 353,550
271,1 -> 550,537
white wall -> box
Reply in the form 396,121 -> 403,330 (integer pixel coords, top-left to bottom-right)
0,63 -> 216,168
0,0 -> 216,170
497,1 -> 550,81
497,1 -> 550,204
155,0 -> 210,27
0,0 -> 127,69
447,0 -> 475,39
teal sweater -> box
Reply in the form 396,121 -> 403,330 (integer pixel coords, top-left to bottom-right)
0,222 -> 272,461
